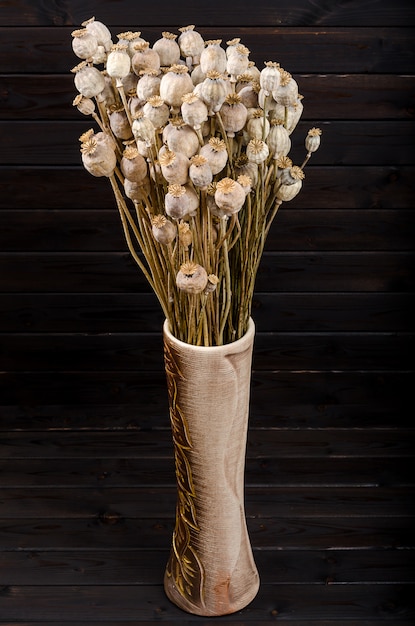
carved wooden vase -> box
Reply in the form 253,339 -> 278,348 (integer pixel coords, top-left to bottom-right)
162,317 -> 259,616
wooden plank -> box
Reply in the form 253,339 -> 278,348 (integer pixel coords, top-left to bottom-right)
1,486 -> 413,519
2,74 -> 413,120
2,120 -> 415,166
1,428 -> 413,459
0,292 -> 413,333
0,456 -> 412,488
1,165 -> 412,210
2,0 -> 415,27
0,583 -> 413,621
1,27 -> 414,73
0,251 -> 413,293
1,331 -> 413,372
0,516 -> 413,550
2,548 -> 414,585
0,371 -> 411,428
2,208 -> 414,252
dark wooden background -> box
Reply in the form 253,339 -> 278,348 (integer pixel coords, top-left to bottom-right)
1,1 -> 414,623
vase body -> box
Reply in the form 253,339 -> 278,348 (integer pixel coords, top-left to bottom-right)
162,318 -> 259,616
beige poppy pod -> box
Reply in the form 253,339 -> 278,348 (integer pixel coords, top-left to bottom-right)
181,92 -> 208,130
159,149 -> 189,185
237,174 -> 252,195
246,138 -> 269,164
267,119 -> 291,159
117,31 -> 145,57
200,39 -> 227,75
165,119 -> 200,158
206,183 -> 226,218
132,111 -> 155,146
178,221 -> 193,249
153,32 -> 181,67
71,61 -> 106,99
120,145 -> 148,182
237,80 -> 260,109
143,95 -> 170,129
136,70 -> 161,102
82,17 -> 112,52
226,44 -> 250,82
199,137 -> 228,175
225,38 -> 241,58
214,177 -> 246,215
271,95 -> 304,135
90,130 -> 117,152
128,93 -> 143,119
165,183 -> 198,219
280,165 -> 305,186
272,70 -> 298,107
276,166 -> 304,201
178,25 -> 205,65
71,28 -> 98,60
189,154 -> 213,189
159,64 -> 194,110
219,93 -> 248,137
91,45 -> 107,65
124,176 -> 149,201
274,155 -> 293,179
305,127 -> 322,153
276,178 -> 303,201
99,72 -> 117,108
205,273 -> 219,294
151,214 -> 177,245
190,64 -> 206,86
131,41 -> 161,75
106,43 -> 131,80
199,70 -> 229,115
73,94 -> 95,116
247,108 -> 270,141
244,60 -> 261,82
259,61 -> 281,96
176,261 -> 208,294
234,154 -> 258,186
80,136 -> 116,177
108,105 -> 133,140
121,71 -> 139,95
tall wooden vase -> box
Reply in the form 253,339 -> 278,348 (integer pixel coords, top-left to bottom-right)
162,318 -> 259,616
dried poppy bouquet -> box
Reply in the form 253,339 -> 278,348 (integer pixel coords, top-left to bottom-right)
71,19 -> 322,346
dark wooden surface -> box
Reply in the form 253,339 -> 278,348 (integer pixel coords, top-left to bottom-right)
0,1 -> 414,623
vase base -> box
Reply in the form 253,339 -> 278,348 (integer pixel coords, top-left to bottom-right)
164,570 -> 260,617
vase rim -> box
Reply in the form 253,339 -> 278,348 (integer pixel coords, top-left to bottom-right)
163,317 -> 255,352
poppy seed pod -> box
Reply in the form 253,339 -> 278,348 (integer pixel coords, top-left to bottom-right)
246,108 -> 270,141
215,177 -> 246,215
280,165 -> 305,186
267,119 -> 291,159
120,145 -> 148,182
276,166 -> 305,201
72,61 -> 106,99
165,183 -> 198,219
71,29 -> 98,60
305,127 -> 322,153
234,154 -> 258,186
73,93 -> 95,116
276,179 -> 303,201
151,214 -> 177,245
164,119 -> 200,158
153,32 -> 181,67
181,92 -> 208,130
219,93 -> 248,137
108,105 -> 133,140
159,64 -> 194,109
131,41 -> 161,75
106,43 -> 131,80
199,137 -> 228,175
246,138 -> 269,164
178,221 -> 193,249
159,149 -> 189,185
136,70 -> 161,102
200,39 -> 227,75
189,154 -> 213,189
176,261 -> 208,294
143,95 -> 170,129
82,16 -> 112,51
272,70 -> 298,107
124,177 -> 148,202
226,44 -> 250,82
199,70 -> 228,115
259,61 -> 281,96
205,273 -> 219,294
80,136 -> 116,177
178,25 -> 205,65
132,111 -> 155,146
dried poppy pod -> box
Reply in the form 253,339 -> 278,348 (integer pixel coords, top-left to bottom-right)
237,174 -> 252,195
71,28 -> 98,60
236,78 -> 260,109
176,261 -> 208,294
246,138 -> 269,164
246,108 -> 270,141
200,39 -> 227,75
73,93 -> 95,116
225,38 -> 241,57
178,25 -> 205,66
108,105 -> 133,140
117,31 -> 145,57
181,92 -> 208,131
160,64 -> 194,110
136,69 -> 161,102
153,31 -> 181,67
72,61 -> 106,99
276,166 -> 305,201
260,61 -> 281,96
226,44 -> 250,82
120,145 -> 148,182
143,96 -> 170,130
124,177 -> 149,202
106,43 -> 131,81
131,41 -> 161,75
80,136 -> 116,177
165,183 -> 198,219
199,137 -> 228,175
205,273 -> 219,294
165,119 -> 200,158
178,221 -> 193,249
234,154 -> 258,186
151,214 -> 177,245
189,155 -> 213,189
159,149 -> 189,185
267,119 -> 291,159
82,16 -> 112,52
219,93 -> 248,137
274,155 -> 293,179
132,111 -> 156,146
272,70 -> 298,107
305,127 -> 322,153
215,177 -> 246,216
199,70 -> 229,115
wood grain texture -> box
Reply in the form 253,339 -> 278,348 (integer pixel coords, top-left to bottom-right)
1,1 -> 414,622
